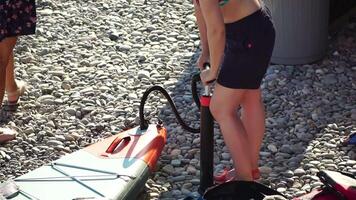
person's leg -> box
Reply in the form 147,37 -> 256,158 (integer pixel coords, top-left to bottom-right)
214,89 -> 265,181
210,83 -> 253,181
4,48 -> 26,106
240,89 -> 265,178
0,37 -> 17,143
0,37 -> 17,104
5,51 -> 18,98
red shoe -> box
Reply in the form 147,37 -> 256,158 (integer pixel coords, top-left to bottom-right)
214,168 -> 230,183
214,168 -> 238,184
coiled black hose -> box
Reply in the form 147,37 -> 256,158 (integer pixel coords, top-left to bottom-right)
139,85 -> 200,133
139,63 -> 210,132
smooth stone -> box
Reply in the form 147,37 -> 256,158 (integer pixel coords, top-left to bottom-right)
221,152 -> 230,160
138,70 -> 150,79
267,144 -> 278,153
277,187 -> 287,193
47,140 -> 64,146
283,170 -> 294,178
186,165 -> 197,174
259,166 -> 272,174
170,149 -> 181,157
65,107 -> 77,116
172,175 -> 185,182
171,159 -> 181,167
260,151 -> 272,157
346,160 -> 356,166
162,165 -> 174,174
294,168 -> 306,176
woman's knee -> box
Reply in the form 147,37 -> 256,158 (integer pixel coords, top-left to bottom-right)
210,101 -> 235,122
209,102 -> 219,120
0,50 -> 12,69
0,38 -> 17,68
0,56 -> 9,69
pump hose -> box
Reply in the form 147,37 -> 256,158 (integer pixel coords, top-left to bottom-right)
139,85 -> 201,133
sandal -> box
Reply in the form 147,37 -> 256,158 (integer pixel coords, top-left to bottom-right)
214,168 -> 234,183
3,80 -> 27,111
214,168 -> 261,184
0,128 -> 17,144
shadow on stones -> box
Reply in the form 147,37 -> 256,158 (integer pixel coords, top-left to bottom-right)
144,14 -> 356,199
253,16 -> 356,191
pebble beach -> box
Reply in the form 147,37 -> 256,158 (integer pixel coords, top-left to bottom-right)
0,0 -> 355,199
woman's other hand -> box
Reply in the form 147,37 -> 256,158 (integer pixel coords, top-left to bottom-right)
200,68 -> 217,85
197,53 -> 209,70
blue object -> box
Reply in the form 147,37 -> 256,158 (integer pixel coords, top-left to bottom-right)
183,195 -> 204,200
348,133 -> 356,145
198,196 -> 205,200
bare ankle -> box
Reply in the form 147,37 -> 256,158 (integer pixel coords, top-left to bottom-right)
236,173 -> 253,181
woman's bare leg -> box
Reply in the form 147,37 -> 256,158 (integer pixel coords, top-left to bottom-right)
0,37 -> 17,104
0,37 -> 18,143
241,89 -> 265,176
5,51 -> 18,99
213,89 -> 265,181
210,83 -> 253,181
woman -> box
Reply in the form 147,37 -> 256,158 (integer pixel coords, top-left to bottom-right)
0,0 -> 36,143
193,0 -> 275,181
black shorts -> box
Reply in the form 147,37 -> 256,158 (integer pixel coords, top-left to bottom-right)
217,8 -> 275,89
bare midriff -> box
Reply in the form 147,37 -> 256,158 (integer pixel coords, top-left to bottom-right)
220,0 -> 261,23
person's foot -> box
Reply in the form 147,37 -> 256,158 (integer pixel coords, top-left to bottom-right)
3,80 -> 26,111
214,168 -> 261,183
0,128 -> 17,144
252,168 -> 261,180
214,168 -> 236,183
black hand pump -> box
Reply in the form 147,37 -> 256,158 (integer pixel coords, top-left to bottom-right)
193,63 -> 215,195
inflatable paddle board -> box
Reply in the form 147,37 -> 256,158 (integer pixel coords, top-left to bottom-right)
4,124 -> 166,200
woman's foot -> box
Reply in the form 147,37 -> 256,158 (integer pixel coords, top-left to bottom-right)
214,168 -> 261,183
3,80 -> 26,111
0,128 -> 17,144
252,168 -> 261,180
214,168 -> 236,183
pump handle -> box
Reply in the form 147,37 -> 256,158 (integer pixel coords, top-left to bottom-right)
202,62 -> 216,84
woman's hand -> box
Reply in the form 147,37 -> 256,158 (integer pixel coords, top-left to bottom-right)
197,52 -> 209,70
200,68 -> 217,85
